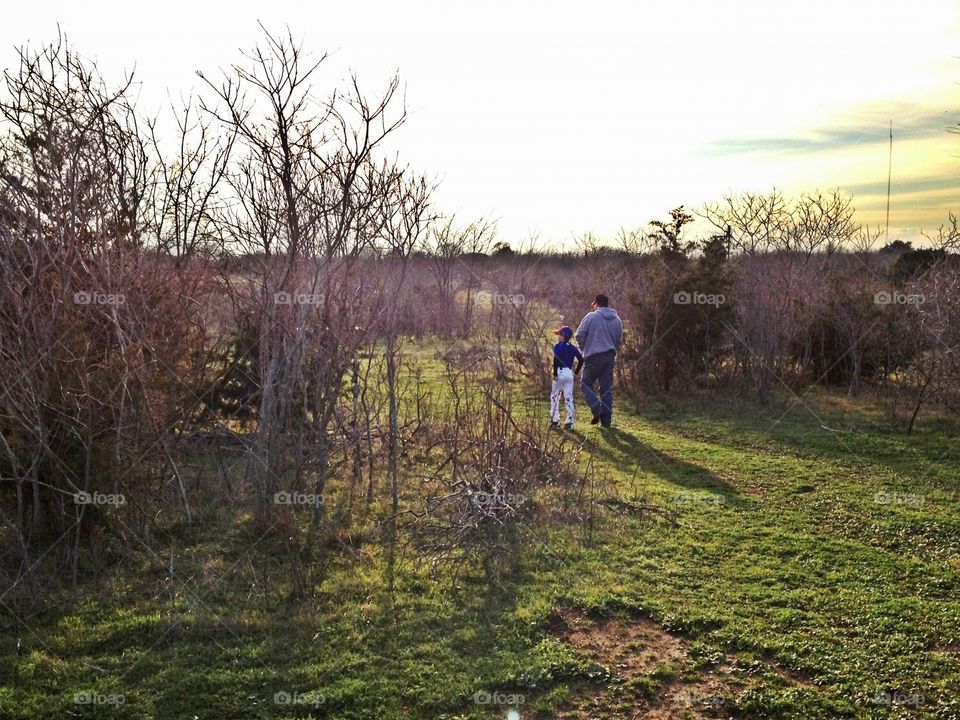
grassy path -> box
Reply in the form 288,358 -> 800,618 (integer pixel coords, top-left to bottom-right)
2,370 -> 959,719
543,394 -> 960,718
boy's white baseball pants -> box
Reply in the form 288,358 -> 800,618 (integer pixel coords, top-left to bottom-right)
550,367 -> 575,424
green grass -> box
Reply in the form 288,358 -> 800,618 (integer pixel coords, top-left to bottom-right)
2,349 -> 959,719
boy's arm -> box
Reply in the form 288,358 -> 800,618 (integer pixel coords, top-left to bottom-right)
552,356 -> 560,378
573,347 -> 583,375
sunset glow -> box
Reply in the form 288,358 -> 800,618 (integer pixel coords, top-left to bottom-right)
4,0 -> 958,246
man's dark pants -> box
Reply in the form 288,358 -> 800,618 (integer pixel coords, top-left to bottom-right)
581,350 -> 615,427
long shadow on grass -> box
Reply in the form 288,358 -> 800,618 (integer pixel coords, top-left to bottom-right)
635,399 -> 960,491
586,427 -> 740,499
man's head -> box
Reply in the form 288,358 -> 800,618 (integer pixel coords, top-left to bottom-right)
593,294 -> 609,308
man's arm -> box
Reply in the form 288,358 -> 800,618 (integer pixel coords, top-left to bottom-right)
613,317 -> 624,350
575,314 -> 590,347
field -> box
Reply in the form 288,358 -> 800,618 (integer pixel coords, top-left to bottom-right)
3,344 -> 959,720
3,18 -> 960,720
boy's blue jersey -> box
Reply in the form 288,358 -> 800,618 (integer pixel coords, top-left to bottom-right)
553,340 -> 583,371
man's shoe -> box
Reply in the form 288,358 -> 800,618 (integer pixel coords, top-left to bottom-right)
590,414 -> 601,425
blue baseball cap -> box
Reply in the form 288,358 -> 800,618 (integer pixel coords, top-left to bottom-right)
553,326 -> 573,338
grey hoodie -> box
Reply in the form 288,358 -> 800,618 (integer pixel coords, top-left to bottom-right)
575,307 -> 623,358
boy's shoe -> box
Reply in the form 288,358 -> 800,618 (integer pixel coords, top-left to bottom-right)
550,421 -> 560,428
564,422 -> 573,430
590,414 -> 601,425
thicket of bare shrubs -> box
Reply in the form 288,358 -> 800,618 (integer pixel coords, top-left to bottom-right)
2,32 -> 959,608
608,200 -> 960,428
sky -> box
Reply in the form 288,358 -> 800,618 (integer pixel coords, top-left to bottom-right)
2,0 -> 959,248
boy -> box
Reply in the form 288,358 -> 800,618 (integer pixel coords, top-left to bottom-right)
550,326 -> 583,429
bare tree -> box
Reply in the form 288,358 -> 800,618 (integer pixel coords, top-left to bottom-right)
422,217 -> 495,337
701,188 -> 791,255
146,98 -> 235,261
787,190 -> 858,255
194,25 -> 423,601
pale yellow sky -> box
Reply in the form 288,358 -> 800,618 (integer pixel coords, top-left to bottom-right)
3,0 -> 959,247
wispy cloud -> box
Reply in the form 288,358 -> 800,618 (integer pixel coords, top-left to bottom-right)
847,173 -> 960,235
704,108 -> 955,157
844,174 -> 960,199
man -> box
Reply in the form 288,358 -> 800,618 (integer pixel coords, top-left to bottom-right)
575,294 -> 623,428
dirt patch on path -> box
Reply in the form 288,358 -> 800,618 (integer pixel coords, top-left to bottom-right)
544,608 -> 750,719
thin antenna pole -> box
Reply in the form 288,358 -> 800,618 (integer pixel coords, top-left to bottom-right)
885,120 -> 893,243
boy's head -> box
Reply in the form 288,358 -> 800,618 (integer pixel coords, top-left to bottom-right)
554,326 -> 573,341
